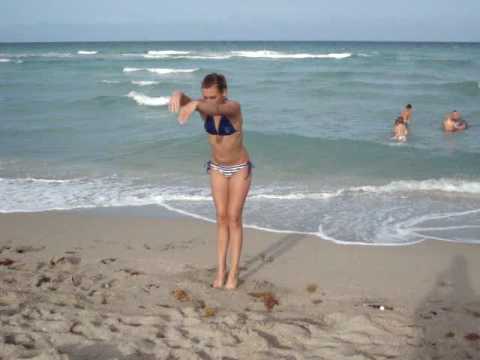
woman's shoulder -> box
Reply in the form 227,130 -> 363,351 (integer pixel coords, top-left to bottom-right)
225,99 -> 241,108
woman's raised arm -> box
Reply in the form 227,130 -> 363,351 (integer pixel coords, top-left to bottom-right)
168,91 -> 192,113
196,100 -> 240,118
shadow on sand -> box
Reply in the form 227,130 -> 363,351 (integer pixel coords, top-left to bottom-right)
240,233 -> 306,281
413,255 -> 480,359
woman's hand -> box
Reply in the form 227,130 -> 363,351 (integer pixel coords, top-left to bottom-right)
168,91 -> 183,113
178,101 -> 199,125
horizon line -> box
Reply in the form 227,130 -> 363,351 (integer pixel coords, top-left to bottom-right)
1,39 -> 480,44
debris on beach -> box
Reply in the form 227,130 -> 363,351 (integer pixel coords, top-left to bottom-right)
465,332 -> 480,341
0,258 -> 15,266
366,303 -> 394,311
204,307 -> 217,318
173,288 -> 190,302
306,284 -> 318,293
248,292 -> 280,312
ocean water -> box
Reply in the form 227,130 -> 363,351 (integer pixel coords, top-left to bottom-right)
1,41 -> 479,245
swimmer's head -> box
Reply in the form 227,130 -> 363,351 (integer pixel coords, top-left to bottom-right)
451,110 -> 461,121
201,73 -> 228,104
406,104 -> 412,109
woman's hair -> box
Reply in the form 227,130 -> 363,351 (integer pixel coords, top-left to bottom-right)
394,116 -> 404,125
202,73 -> 227,91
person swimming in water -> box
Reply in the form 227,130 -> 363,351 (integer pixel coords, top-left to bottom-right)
400,104 -> 413,126
168,73 -> 252,290
443,110 -> 468,132
393,116 -> 408,142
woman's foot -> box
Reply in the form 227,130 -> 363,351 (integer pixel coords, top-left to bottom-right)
212,270 -> 226,289
225,271 -> 239,290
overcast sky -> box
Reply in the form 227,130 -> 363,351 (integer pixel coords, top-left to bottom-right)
1,0 -> 479,42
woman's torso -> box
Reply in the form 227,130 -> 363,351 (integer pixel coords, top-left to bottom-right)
203,111 -> 249,165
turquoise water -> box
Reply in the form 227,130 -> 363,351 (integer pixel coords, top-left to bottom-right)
1,41 -> 479,244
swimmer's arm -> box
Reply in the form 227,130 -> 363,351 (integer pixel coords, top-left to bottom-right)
195,100 -> 241,118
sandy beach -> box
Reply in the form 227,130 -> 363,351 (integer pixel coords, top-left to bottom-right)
0,210 -> 479,359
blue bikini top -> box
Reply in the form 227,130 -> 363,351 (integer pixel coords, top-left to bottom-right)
204,114 -> 237,136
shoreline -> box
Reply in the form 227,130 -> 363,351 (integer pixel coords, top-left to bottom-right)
3,205 -> 478,247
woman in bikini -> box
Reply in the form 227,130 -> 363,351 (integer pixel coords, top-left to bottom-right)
168,73 -> 252,290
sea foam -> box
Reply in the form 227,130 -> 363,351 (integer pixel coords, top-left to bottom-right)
132,81 -> 160,86
123,67 -> 198,74
127,91 -> 170,106
231,50 -> 352,59
77,50 -> 98,55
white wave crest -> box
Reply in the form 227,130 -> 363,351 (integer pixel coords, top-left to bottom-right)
351,179 -> 480,195
143,54 -> 170,59
248,179 -> 480,201
0,176 -> 210,213
250,192 -> 338,200
127,91 -> 170,106
123,67 -> 198,74
185,55 -> 232,60
231,50 -> 351,59
166,179 -> 480,202
123,67 -> 146,73
0,177 -> 82,184
40,52 -> 73,58
101,80 -> 121,84
77,50 -> 98,55
132,80 -> 159,86
144,54 -> 232,60
1,176 -> 478,246
147,50 -> 190,55
0,52 -> 72,58
121,53 -> 144,57
0,58 -> 11,63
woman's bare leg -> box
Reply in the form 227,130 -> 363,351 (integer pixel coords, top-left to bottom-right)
225,168 -> 251,289
210,170 -> 230,288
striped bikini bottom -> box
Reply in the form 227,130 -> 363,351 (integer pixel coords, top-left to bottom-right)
206,160 -> 253,178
